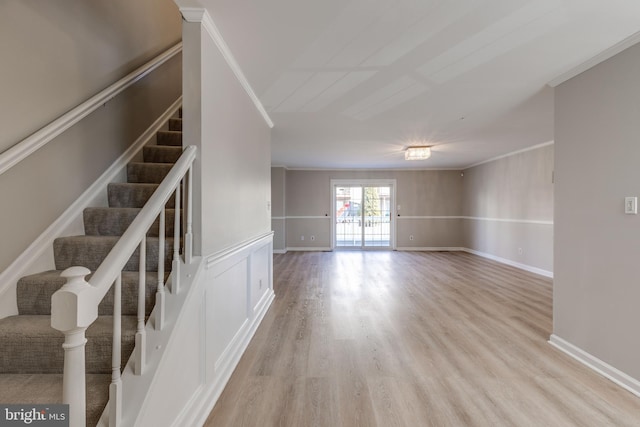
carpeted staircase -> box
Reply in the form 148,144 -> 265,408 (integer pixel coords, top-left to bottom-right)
0,112 -> 183,426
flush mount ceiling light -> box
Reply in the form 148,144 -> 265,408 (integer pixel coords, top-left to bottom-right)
405,146 -> 431,160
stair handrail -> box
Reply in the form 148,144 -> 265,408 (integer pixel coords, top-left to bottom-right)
51,145 -> 196,427
88,145 -> 195,301
0,42 -> 183,176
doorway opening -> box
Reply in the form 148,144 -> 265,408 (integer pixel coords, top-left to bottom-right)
332,180 -> 395,249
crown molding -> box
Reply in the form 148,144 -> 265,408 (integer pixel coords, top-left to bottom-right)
180,7 -> 274,129
465,140 -> 554,170
548,31 -> 640,87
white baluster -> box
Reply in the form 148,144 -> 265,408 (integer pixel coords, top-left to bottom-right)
135,238 -> 146,375
185,166 -> 193,264
172,182 -> 181,294
155,210 -> 165,330
109,273 -> 122,427
51,266 -> 96,427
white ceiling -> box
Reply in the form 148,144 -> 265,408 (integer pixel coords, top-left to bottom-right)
180,0 -> 640,169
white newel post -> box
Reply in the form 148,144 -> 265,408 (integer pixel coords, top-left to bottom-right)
51,266 -> 98,427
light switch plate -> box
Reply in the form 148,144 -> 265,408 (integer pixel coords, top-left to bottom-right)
625,197 -> 637,214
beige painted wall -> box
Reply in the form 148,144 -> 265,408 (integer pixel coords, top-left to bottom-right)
271,167 -> 286,251
461,144 -> 554,273
555,42 -> 640,379
0,0 -> 182,272
183,21 -> 272,256
462,145 -> 554,219
0,0 -> 181,153
271,167 -> 286,217
279,169 -> 463,250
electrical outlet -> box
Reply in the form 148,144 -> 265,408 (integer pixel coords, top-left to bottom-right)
301,235 -> 305,241
625,197 -> 637,214
518,247 -> 523,255
409,235 -> 414,241
310,235 -> 315,241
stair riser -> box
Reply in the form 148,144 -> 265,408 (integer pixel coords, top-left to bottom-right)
168,118 -> 182,131
127,163 -> 173,184
0,336 -> 135,374
107,183 -> 176,208
84,208 -> 178,237
0,317 -> 135,374
54,237 -> 174,272
17,272 -> 160,316
156,131 -> 182,146
143,146 -> 182,163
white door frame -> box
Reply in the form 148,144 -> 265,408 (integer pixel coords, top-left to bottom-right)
330,179 -> 397,250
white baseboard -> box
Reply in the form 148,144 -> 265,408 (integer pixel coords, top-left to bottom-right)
461,248 -> 553,278
549,334 -> 640,398
286,247 -> 332,252
273,249 -> 287,254
0,97 -> 182,319
396,247 -> 465,251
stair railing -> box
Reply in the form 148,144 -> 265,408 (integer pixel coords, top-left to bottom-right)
51,145 -> 197,427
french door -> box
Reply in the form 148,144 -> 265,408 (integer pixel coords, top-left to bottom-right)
332,180 -> 395,249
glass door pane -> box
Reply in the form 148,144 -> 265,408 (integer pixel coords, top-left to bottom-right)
335,184 -> 392,249
335,186 -> 362,247
363,186 -> 391,247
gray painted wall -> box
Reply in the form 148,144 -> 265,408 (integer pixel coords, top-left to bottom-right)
271,167 -> 286,251
0,0 -> 182,272
183,21 -> 272,256
462,144 -> 554,273
555,42 -> 640,379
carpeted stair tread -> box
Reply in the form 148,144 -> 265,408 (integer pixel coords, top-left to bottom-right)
107,183 -> 175,208
143,145 -> 182,163
0,315 -> 136,374
53,235 -> 173,272
17,270 -> 162,316
156,130 -> 182,146
168,118 -> 182,131
83,207 -> 177,237
127,162 -> 173,184
0,373 -> 110,426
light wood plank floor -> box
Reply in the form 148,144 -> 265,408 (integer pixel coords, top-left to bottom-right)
205,251 -> 640,426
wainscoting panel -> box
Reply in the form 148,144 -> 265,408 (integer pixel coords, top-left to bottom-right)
206,257 -> 249,376
168,232 -> 275,427
249,244 -> 270,314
